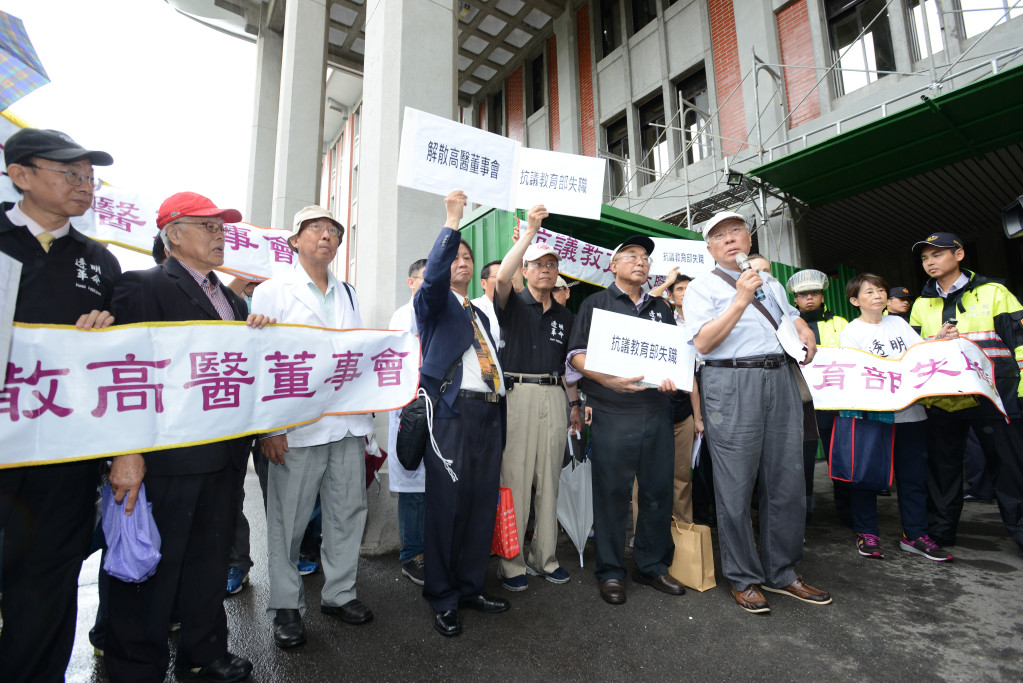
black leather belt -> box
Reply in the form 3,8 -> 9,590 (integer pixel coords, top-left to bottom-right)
703,354 -> 790,369
505,373 -> 560,386
457,389 -> 500,403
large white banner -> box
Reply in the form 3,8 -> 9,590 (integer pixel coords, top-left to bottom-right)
649,237 -> 716,276
515,147 -> 606,219
584,309 -> 695,390
0,322 -> 420,468
802,339 -> 1006,416
0,250 -> 20,387
397,107 -> 606,219
397,107 -> 519,211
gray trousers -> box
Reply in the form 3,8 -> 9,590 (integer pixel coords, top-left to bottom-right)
701,364 -> 805,591
266,436 -> 367,619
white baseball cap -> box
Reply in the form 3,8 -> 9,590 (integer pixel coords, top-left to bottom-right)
291,205 -> 344,238
701,211 -> 747,237
523,242 -> 560,265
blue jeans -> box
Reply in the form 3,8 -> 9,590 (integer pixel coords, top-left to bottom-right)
851,420 -> 929,538
398,492 -> 425,563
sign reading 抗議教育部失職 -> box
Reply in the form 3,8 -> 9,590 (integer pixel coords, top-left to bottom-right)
584,309 -> 695,390
801,340 -> 1006,417
648,238 -> 715,276
0,321 -> 420,468
396,107 -> 606,220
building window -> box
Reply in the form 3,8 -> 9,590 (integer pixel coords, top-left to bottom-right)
599,0 -> 622,59
908,0 -> 943,60
826,0 -> 895,96
631,0 -> 658,35
488,91 -> 504,135
527,53 -> 545,117
956,0 -> 1023,39
639,94 -> 668,185
676,68 -> 710,165
605,115 -> 631,196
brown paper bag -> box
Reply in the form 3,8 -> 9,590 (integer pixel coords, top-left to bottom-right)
668,519 -> 716,592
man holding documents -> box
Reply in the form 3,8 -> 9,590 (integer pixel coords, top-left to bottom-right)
682,211 -> 830,615
567,235 -> 685,606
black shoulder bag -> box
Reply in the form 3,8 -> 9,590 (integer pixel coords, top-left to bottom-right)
396,360 -> 460,475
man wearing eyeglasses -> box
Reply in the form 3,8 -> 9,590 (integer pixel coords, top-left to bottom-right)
682,211 -> 830,615
0,128 -> 121,682
250,206 -> 375,650
492,207 -> 581,592
567,235 -> 685,606
105,192 -> 273,683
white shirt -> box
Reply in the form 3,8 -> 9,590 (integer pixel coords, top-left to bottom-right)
471,294 -> 502,349
682,268 -> 799,360
7,202 -> 71,239
460,300 -> 506,396
386,297 -> 424,492
839,316 -> 927,423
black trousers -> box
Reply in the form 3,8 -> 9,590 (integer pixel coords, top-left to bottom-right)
0,460 -> 99,683
423,397 -> 502,613
105,465 -> 238,683
925,408 -> 1023,549
589,405 -> 675,583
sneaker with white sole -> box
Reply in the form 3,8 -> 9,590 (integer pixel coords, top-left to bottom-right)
401,553 -> 426,585
900,534 -> 954,562
500,573 -> 528,592
856,533 -> 884,559
226,566 -> 249,596
525,564 -> 571,584
298,556 -> 319,576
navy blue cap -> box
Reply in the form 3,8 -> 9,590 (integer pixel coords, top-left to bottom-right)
912,232 -> 963,253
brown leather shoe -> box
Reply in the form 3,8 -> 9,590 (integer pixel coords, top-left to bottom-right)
731,585 -> 770,614
599,579 -> 626,605
762,576 -> 832,605
631,572 -> 685,596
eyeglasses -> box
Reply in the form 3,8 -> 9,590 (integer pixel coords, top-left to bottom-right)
303,223 -> 343,238
615,254 -> 651,265
707,225 -> 747,243
175,220 -> 226,234
527,261 -> 559,270
22,164 -> 102,191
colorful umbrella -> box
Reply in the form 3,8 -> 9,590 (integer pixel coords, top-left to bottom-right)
0,11 -> 49,111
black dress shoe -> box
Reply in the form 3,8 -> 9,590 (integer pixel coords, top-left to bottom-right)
321,598 -> 373,625
174,653 -> 253,682
631,571 -> 686,596
272,608 -> 307,649
599,579 -> 626,605
459,593 -> 510,613
434,609 -> 462,637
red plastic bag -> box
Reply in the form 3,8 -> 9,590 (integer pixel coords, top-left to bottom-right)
491,487 -> 520,559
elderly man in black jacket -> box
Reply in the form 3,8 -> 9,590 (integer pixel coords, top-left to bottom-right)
105,192 -> 273,683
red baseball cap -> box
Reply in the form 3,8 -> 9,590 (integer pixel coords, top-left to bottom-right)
156,191 -> 242,229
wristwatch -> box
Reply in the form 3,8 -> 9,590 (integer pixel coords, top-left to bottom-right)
569,399 -> 582,407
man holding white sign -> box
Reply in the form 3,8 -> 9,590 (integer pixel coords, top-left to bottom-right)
567,235 -> 685,606
682,211 -> 830,615
253,206 -> 375,649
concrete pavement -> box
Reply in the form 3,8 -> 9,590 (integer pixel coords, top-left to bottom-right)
66,463 -> 1023,682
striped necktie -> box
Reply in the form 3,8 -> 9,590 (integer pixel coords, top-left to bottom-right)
37,232 -> 55,253
463,297 -> 500,393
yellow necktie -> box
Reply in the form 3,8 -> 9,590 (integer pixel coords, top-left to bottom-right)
37,232 -> 55,253
463,297 -> 501,393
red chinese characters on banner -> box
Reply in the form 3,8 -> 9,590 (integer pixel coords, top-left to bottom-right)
183,351 -> 255,410
0,361 -> 73,421
325,351 -> 363,391
87,354 -> 172,417
553,234 -> 579,262
92,197 -> 146,232
224,225 -> 261,251
371,348 -> 409,387
862,367 -> 902,393
909,358 -> 960,389
263,235 -> 295,264
812,361 -> 856,391
262,351 -> 316,401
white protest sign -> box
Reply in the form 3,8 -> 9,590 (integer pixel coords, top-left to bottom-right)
397,107 -> 518,211
802,339 -> 1006,416
0,322 -> 420,468
0,250 -> 20,389
584,308 -> 694,389
648,237 -> 714,276
515,146 -> 605,219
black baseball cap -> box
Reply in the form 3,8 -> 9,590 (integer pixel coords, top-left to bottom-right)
611,235 -> 655,259
912,231 -> 963,253
889,286 -> 911,300
3,128 -> 113,167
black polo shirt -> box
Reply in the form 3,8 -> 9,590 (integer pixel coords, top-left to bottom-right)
496,286 -> 575,375
568,283 -> 676,414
